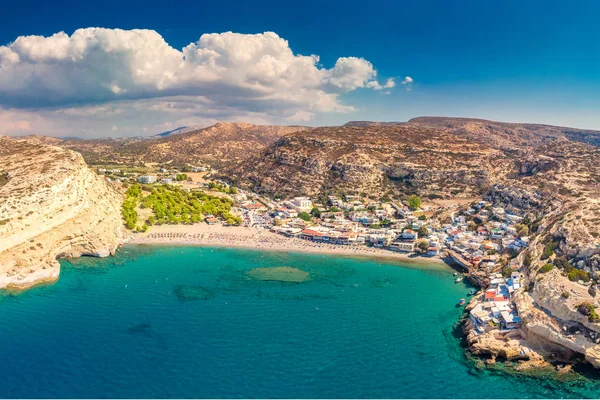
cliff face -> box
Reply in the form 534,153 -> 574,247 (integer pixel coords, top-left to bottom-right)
0,137 -> 126,289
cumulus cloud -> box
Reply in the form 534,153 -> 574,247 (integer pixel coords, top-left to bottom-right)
0,28 -> 396,136
401,76 -> 414,91
366,78 -> 396,90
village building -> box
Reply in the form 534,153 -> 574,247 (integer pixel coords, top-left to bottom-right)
138,175 -> 157,184
290,197 -> 313,211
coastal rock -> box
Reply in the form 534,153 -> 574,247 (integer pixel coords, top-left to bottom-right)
466,322 -> 528,361
0,138 -> 126,289
584,345 -> 600,368
530,270 -> 600,334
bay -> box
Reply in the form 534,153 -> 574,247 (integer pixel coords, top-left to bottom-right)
0,245 -> 597,398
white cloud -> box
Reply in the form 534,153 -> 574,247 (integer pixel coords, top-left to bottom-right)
401,76 -> 414,92
0,28 -> 396,136
366,77 -> 396,90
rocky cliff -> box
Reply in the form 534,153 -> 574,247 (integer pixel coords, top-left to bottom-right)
0,137 -> 126,289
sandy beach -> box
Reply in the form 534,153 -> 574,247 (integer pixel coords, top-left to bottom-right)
129,223 -> 452,270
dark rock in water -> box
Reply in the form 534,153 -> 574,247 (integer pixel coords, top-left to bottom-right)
126,323 -> 152,334
368,276 -> 397,288
174,285 -> 215,301
247,267 -> 310,283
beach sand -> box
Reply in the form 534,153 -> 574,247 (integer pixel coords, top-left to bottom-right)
129,223 -> 452,270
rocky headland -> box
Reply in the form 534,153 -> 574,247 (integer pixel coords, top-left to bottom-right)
0,137 -> 126,289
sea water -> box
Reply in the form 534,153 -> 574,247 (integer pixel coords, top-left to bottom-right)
0,245 -> 598,398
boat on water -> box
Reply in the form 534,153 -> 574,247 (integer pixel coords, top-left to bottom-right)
455,277 -> 463,283
453,272 -> 458,276
458,298 -> 466,306
468,289 -> 476,296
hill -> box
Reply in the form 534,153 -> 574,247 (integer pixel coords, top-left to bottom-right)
56,122 -> 309,168
223,123 -> 510,199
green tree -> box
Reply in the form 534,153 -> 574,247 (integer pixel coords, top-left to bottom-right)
408,195 -> 422,210
310,207 -> 322,218
417,225 -> 428,238
417,240 -> 429,252
298,212 -> 311,221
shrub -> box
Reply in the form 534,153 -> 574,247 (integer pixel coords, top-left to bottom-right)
568,269 -> 590,282
553,256 -> 572,270
561,291 -> 570,299
523,251 -> 532,267
515,223 -> 529,237
538,263 -> 554,273
541,242 -> 555,260
577,303 -> 600,323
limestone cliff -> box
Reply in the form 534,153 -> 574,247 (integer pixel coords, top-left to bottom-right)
0,137 -> 126,289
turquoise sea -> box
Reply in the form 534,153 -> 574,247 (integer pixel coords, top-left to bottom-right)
0,245 -> 598,398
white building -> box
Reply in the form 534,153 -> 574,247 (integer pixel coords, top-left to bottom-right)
160,178 -> 173,184
291,197 -> 313,211
328,196 -> 344,208
138,175 -> 157,184
389,240 -> 416,252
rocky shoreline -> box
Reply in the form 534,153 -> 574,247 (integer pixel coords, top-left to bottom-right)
460,270 -> 600,376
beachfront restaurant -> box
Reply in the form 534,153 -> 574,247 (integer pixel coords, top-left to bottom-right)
299,228 -> 356,245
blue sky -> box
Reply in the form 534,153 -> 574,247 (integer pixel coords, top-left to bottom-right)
1,0 -> 599,136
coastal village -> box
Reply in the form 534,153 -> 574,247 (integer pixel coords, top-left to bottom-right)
100,164 -> 532,337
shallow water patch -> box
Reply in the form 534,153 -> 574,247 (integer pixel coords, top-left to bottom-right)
247,266 -> 311,283
173,285 -> 215,301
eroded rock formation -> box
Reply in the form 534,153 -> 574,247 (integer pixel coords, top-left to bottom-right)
0,137 -> 126,289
